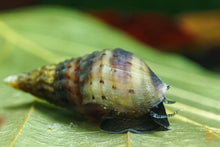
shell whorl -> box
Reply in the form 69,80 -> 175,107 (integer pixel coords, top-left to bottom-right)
4,48 -> 167,114
4,63 -> 71,107
79,49 -> 167,113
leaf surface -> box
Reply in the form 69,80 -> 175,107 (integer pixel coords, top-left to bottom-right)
0,6 -> 220,147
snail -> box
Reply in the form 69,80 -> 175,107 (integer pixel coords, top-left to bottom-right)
4,48 -> 177,133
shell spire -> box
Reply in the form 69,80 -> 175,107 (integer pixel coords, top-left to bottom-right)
3,64 -> 69,106
4,64 -> 56,91
4,75 -> 20,89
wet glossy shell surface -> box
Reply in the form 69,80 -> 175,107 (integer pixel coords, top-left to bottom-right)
5,48 -> 168,115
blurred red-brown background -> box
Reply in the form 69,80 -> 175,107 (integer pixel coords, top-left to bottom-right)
1,0 -> 220,72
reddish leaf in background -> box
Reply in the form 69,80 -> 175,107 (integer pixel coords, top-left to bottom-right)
91,11 -> 195,51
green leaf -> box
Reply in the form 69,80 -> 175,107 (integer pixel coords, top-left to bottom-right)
0,6 -> 220,147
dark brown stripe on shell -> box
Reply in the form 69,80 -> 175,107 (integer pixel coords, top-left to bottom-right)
54,59 -> 71,106
79,51 -> 100,101
63,58 -> 83,106
79,51 -> 100,84
74,58 -> 83,104
110,48 -> 133,84
110,48 -> 133,71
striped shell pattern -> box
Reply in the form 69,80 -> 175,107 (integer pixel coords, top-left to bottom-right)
5,48 -> 175,133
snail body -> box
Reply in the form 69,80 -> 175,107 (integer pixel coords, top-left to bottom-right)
5,48 -> 176,133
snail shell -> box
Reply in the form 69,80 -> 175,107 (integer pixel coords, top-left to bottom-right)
4,48 -> 175,133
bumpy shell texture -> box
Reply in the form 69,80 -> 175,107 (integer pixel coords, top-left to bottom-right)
5,48 -> 173,133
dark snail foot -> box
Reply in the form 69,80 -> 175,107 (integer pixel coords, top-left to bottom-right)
100,103 -> 170,134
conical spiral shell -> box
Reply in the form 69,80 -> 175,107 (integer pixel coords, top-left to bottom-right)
5,48 -> 168,115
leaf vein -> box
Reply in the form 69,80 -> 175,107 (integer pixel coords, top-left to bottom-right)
8,102 -> 35,147
167,109 -> 220,138
126,131 -> 131,147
